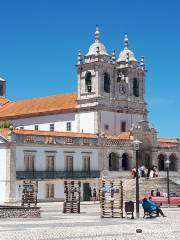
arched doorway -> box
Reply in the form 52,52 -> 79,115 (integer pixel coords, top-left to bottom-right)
158,154 -> 166,171
109,153 -> 119,171
122,153 -> 129,170
169,154 -> 177,171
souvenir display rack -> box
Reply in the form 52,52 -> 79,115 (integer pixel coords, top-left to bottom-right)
63,180 -> 81,213
100,178 -> 123,218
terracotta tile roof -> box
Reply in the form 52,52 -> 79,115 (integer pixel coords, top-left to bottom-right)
0,93 -> 77,120
0,97 -> 10,106
158,138 -> 179,148
106,132 -> 131,140
0,128 -> 130,141
0,128 -> 10,138
158,138 -> 179,143
158,143 -> 177,148
12,129 -> 97,139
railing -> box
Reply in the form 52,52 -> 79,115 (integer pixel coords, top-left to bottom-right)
16,170 -> 100,179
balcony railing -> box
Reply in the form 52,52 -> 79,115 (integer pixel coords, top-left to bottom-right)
16,170 -> 100,179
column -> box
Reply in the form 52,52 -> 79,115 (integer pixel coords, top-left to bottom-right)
5,146 -> 16,203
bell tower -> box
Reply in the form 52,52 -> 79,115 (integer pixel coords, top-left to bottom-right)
115,34 -> 147,121
77,26 -> 115,110
76,28 -> 148,135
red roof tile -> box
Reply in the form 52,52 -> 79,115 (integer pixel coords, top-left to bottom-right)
0,97 -> 10,106
106,132 -> 130,140
158,138 -> 179,143
0,93 -> 77,120
13,129 -> 97,139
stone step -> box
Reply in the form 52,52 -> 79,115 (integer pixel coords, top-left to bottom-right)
121,177 -> 180,201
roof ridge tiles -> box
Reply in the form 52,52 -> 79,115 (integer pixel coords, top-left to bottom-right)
11,92 -> 77,103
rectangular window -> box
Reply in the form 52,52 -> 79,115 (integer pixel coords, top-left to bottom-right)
35,125 -> 39,130
66,156 -> 73,172
46,183 -> 54,198
121,121 -> 126,132
20,126 -> 24,130
46,156 -> 55,171
83,156 -> 90,171
50,124 -> 54,131
66,122 -> 71,132
24,155 -> 35,171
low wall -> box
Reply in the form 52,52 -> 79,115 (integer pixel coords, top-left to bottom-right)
0,206 -> 41,218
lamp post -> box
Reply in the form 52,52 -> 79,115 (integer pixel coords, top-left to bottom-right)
165,159 -> 170,206
133,139 -> 142,219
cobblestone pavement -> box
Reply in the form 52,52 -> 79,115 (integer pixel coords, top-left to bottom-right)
0,202 -> 180,240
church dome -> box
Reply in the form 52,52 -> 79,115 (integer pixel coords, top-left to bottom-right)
117,33 -> 137,62
86,26 -> 109,56
118,48 -> 137,62
87,42 -> 108,56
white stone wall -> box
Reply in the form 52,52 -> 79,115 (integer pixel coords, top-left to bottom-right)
14,144 -> 100,202
13,113 -> 77,132
0,148 -> 8,203
78,112 -> 96,133
16,179 -> 100,202
101,111 -> 143,135
16,145 -> 99,172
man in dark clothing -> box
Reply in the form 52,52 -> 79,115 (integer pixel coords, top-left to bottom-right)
156,189 -> 161,197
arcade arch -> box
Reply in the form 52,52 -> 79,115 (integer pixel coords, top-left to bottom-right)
158,153 -> 167,171
109,152 -> 119,171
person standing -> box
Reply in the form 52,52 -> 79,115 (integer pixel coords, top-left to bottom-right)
93,188 -> 97,202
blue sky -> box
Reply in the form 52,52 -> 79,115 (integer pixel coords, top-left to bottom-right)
0,0 -> 179,138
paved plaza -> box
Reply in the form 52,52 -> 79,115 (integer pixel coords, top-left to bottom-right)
0,202 -> 180,240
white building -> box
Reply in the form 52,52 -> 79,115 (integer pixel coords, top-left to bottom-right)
0,27 -> 179,203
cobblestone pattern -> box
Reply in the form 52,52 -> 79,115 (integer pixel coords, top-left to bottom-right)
0,207 -> 41,218
0,202 -> 179,239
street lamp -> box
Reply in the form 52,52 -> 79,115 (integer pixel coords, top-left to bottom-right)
133,139 -> 142,219
165,159 -> 170,206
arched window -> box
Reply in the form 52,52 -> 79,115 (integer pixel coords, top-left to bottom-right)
85,72 -> 92,93
104,72 -> 110,93
133,78 -> 139,97
109,152 -> 119,171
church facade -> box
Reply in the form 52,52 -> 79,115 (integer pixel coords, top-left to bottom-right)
0,27 -> 179,203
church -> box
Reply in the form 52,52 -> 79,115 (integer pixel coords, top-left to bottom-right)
0,26 -> 179,203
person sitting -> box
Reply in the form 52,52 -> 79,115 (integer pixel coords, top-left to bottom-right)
156,189 -> 161,197
142,197 -> 166,217
150,189 -> 154,196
